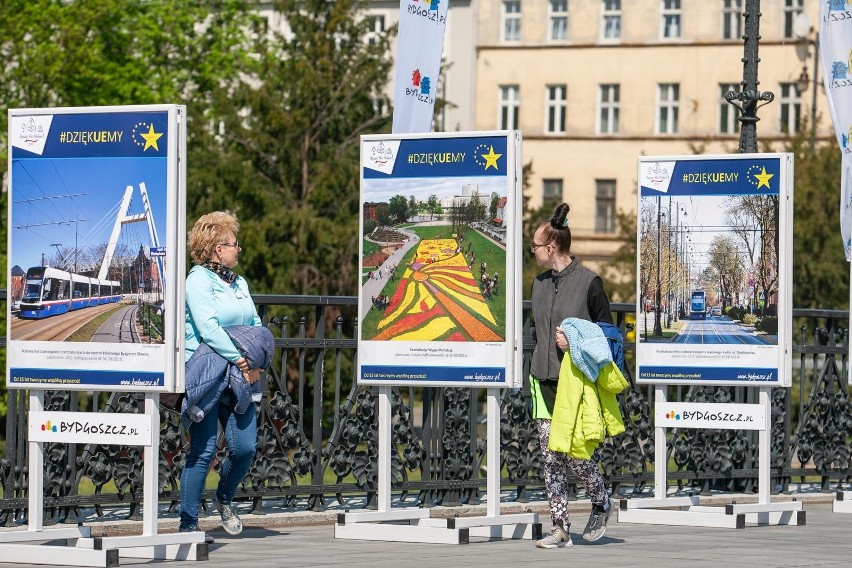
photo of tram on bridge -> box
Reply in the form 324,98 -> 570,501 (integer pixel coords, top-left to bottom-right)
6,105 -> 184,393
19,266 -> 121,319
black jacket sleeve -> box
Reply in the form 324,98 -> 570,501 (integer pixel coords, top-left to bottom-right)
586,276 -> 613,324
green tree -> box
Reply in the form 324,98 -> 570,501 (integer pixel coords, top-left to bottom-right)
194,0 -> 395,296
388,195 -> 409,224
0,0 -> 257,429
426,194 -> 440,221
785,133 -> 849,309
408,195 -> 418,220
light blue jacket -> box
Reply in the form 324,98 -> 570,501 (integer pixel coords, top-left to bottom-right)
559,317 -> 613,382
185,265 -> 261,363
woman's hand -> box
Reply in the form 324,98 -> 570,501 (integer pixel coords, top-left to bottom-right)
243,368 -> 262,385
555,327 -> 568,351
235,357 -> 250,373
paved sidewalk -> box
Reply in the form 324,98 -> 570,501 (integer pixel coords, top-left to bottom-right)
1,500 -> 849,567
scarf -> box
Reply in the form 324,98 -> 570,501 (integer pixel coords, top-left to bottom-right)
201,260 -> 238,284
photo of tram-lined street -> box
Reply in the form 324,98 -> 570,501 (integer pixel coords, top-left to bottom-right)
360,180 -> 508,343
637,193 -> 779,346
8,156 -> 167,344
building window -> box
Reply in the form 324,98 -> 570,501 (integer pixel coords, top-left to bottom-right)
550,0 -> 568,40
598,84 -> 620,134
365,15 -> 385,45
779,82 -> 801,133
503,1 -> 521,42
546,85 -> 567,134
602,0 -> 621,40
719,83 -> 740,134
543,179 -> 563,206
661,0 -> 681,39
722,0 -> 742,40
657,83 -> 680,134
499,85 -> 520,130
783,0 -> 803,39
595,180 -> 617,233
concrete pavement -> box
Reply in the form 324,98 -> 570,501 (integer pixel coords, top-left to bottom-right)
0,492 -> 848,567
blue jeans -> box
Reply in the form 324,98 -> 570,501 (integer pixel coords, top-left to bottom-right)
179,391 -> 257,528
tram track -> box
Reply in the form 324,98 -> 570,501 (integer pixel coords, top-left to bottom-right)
9,302 -> 131,342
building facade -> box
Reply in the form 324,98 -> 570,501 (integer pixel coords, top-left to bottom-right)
474,0 -> 826,272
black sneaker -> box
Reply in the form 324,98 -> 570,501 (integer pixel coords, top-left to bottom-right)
582,498 -> 614,542
212,494 -> 243,536
179,523 -> 215,544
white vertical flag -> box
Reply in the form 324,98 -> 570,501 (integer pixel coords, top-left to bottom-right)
392,0 -> 450,134
820,1 -> 852,260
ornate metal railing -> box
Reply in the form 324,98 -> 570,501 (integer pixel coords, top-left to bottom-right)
1,293 -> 851,525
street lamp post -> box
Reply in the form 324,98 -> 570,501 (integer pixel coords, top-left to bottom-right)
724,0 -> 774,153
654,196 -> 663,337
666,197 -> 673,328
794,12 -> 819,148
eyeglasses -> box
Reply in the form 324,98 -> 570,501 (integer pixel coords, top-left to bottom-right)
529,242 -> 548,253
219,241 -> 240,248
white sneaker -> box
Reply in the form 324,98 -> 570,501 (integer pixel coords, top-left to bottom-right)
535,525 -> 572,549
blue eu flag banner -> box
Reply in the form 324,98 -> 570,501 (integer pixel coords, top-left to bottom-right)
820,0 -> 852,260
392,0 -> 449,134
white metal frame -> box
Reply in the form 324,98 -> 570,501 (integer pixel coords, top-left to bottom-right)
334,387 -> 540,544
617,386 -> 805,528
0,393 -> 206,566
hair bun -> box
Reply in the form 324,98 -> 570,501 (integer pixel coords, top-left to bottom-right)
549,203 -> 571,230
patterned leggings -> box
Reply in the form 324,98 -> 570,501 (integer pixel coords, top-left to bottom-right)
536,419 -> 607,528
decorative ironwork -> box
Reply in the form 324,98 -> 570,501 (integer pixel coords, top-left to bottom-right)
1,295 -> 851,525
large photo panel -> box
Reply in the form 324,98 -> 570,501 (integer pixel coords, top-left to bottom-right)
635,154 -> 792,387
6,105 -> 185,392
358,131 -> 522,388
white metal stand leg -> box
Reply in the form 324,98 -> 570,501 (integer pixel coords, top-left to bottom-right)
618,387 -> 804,528
833,491 -> 852,513
335,388 -> 539,543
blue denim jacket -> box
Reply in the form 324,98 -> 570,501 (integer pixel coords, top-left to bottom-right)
182,325 -> 275,427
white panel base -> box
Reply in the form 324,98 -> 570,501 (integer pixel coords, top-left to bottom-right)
618,507 -> 746,529
0,544 -> 118,567
335,510 -> 540,544
618,501 -> 805,528
335,521 -> 469,544
833,491 -> 852,513
0,526 -> 90,543
621,496 -> 699,509
337,509 -> 432,524
74,532 -> 208,560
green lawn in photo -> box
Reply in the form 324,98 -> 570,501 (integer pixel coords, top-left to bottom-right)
361,223 -> 506,340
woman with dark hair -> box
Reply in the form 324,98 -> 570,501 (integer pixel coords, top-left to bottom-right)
529,202 -> 616,549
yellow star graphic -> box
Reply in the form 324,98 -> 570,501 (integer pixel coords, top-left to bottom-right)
140,124 -> 163,152
481,146 -> 502,170
754,166 -> 774,189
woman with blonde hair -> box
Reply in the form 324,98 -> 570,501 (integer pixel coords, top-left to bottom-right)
179,211 -> 262,540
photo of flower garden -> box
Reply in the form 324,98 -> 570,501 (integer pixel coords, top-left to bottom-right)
361,195 -> 508,342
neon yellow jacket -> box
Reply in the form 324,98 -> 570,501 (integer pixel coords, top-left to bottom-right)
547,355 -> 628,459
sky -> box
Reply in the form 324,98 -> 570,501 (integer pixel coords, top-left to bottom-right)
9,156 -> 168,273
362,175 -> 507,203
645,194 -> 758,280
